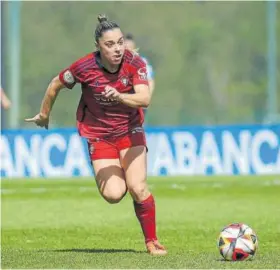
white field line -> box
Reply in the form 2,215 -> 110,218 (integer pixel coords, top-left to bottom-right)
1,179 -> 280,195
1,186 -> 97,194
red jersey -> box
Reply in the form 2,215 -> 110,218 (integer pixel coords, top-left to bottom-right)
59,50 -> 149,140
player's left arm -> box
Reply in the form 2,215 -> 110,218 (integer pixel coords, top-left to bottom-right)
102,61 -> 151,108
119,63 -> 151,108
103,84 -> 150,108
148,79 -> 155,97
119,83 -> 151,108
147,64 -> 155,96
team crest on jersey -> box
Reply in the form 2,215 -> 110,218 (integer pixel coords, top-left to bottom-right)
63,70 -> 75,84
120,77 -> 129,86
137,67 -> 148,80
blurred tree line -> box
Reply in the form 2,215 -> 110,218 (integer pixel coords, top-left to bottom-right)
3,1 -> 280,127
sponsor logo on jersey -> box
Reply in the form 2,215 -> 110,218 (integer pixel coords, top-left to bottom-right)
94,94 -> 119,106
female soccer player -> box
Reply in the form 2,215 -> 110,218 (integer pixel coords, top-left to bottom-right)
25,14 -> 167,256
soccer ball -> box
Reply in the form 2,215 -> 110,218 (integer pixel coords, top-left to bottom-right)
217,223 -> 258,261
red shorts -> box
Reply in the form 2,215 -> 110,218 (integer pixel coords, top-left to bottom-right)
87,128 -> 147,160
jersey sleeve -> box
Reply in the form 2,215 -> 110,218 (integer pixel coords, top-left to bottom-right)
59,61 -> 81,89
131,56 -> 149,86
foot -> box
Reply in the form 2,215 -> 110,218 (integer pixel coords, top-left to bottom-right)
146,240 -> 167,256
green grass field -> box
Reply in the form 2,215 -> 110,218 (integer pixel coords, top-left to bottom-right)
2,176 -> 280,269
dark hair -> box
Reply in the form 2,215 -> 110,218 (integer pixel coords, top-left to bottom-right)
125,33 -> 134,41
95,14 -> 120,42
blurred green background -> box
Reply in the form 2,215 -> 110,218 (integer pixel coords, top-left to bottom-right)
2,1 -> 280,127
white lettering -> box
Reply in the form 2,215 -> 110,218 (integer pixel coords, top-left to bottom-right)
173,132 -> 197,175
199,131 -> 223,175
251,130 -> 278,174
223,131 -> 251,175
0,136 -> 16,177
41,134 -> 67,177
14,135 -> 41,177
276,147 -> 280,173
151,133 -> 176,175
64,134 -> 91,176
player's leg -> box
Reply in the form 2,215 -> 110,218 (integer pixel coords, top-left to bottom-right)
120,145 -> 149,202
118,130 -> 167,255
88,139 -> 127,204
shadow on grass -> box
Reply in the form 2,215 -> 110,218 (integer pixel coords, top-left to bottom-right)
41,248 -> 145,254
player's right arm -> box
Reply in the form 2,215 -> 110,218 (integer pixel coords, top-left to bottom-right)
25,60 -> 81,129
25,76 -> 65,129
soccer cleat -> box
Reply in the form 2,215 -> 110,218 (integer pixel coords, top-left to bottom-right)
146,240 -> 167,256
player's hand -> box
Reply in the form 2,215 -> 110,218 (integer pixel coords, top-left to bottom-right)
25,113 -> 49,129
102,86 -> 121,100
2,99 -> 11,110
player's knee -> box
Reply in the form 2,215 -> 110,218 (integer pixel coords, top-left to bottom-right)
103,195 -> 123,204
128,184 -> 149,202
102,186 -> 127,204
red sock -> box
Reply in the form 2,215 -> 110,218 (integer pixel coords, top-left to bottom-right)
134,194 -> 157,243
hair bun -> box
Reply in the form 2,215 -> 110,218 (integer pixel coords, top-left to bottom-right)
98,14 -> 108,23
